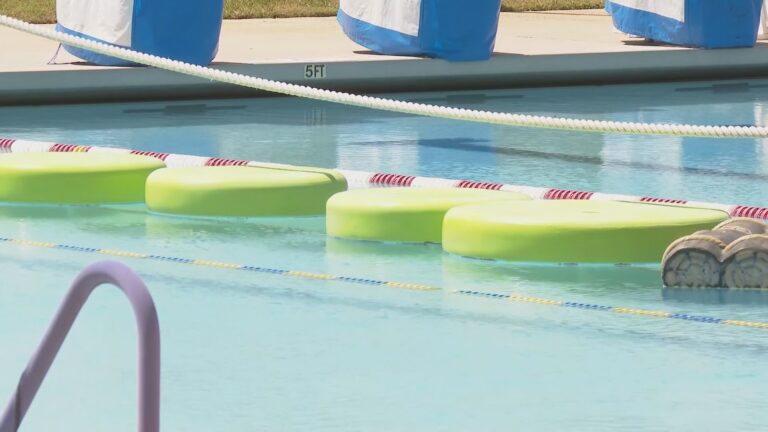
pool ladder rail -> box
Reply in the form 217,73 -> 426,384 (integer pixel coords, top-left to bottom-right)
0,261 -> 160,432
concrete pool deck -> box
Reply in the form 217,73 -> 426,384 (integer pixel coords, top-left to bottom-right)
3,10 -> 768,104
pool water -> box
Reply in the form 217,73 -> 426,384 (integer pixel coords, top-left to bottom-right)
0,79 -> 767,431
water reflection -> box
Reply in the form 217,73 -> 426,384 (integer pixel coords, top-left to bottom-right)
663,287 -> 768,306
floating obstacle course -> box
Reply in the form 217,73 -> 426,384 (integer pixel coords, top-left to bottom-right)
0,140 -> 763,268
2,136 -> 767,220
663,218 -> 768,289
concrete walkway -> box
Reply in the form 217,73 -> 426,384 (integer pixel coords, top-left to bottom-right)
2,11 -> 768,104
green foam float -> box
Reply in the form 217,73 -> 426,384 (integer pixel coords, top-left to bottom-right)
0,152 -> 164,204
146,165 -> 347,217
443,200 -> 729,264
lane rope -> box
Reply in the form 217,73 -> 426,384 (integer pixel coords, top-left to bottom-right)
2,236 -> 767,331
2,14 -> 768,138
2,136 -> 766,220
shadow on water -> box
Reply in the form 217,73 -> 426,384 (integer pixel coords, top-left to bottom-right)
442,254 -> 661,295
326,236 -> 661,295
0,203 -> 329,248
144,213 -> 326,240
663,287 -> 768,306
0,98 -> 412,132
0,203 -> 145,221
325,236 -> 442,259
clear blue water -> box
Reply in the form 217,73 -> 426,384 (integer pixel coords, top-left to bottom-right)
0,79 -> 767,431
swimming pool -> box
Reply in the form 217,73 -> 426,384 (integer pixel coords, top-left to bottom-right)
1,78 -> 767,431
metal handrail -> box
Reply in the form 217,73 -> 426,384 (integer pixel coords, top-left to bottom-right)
0,261 -> 161,432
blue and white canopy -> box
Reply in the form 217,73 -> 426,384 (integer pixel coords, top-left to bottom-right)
337,0 -> 501,61
56,0 -> 224,66
606,0 -> 764,48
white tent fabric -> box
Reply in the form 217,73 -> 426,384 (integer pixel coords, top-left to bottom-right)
339,0 -> 421,37
57,0 -> 133,46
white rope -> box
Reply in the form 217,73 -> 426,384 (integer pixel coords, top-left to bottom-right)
2,14 -> 768,138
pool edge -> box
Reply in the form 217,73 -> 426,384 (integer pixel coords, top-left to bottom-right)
4,47 -> 768,105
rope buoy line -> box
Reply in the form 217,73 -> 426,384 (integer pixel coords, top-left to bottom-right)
2,14 -> 768,139
1,137 -> 766,220
0,237 -> 437,292
2,236 -> 767,330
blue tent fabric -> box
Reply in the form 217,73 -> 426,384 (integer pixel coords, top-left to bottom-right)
56,24 -> 133,66
131,0 -> 223,65
605,0 -> 764,49
338,0 -> 501,61
57,0 -> 223,66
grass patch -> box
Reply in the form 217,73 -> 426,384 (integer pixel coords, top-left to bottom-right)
226,0 -> 337,19
0,0 -> 56,24
0,0 -> 604,24
503,0 -> 603,12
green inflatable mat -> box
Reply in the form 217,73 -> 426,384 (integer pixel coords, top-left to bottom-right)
146,165 -> 347,217
326,187 -> 531,243
0,152 -> 164,204
443,200 -> 729,263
